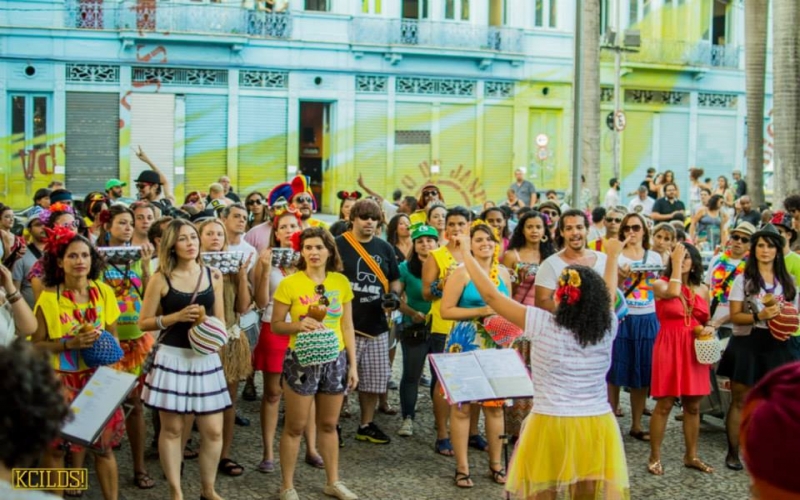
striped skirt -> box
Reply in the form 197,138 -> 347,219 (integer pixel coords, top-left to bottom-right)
142,345 -> 232,415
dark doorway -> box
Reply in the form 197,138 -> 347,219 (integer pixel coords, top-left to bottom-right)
299,102 -> 330,208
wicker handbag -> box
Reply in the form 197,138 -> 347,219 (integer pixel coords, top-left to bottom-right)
294,329 -> 340,367
694,334 -> 722,365
82,330 -> 125,368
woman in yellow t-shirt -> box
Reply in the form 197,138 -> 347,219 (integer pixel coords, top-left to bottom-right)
32,229 -> 123,499
271,227 -> 358,500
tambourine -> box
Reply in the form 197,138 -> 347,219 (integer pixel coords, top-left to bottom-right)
629,264 -> 665,273
271,248 -> 299,268
98,246 -> 142,265
201,251 -> 245,275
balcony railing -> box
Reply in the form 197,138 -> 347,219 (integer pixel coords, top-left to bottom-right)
351,17 -> 524,54
613,39 -> 740,69
64,0 -> 291,39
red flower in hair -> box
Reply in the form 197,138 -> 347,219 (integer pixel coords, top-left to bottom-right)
44,226 -> 78,256
556,284 -> 581,305
97,209 -> 112,226
49,202 -> 72,214
289,231 -> 303,252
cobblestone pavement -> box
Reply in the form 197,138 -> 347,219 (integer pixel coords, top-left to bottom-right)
80,360 -> 751,500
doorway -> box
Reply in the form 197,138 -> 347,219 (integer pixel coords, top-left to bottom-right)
299,102 -> 331,208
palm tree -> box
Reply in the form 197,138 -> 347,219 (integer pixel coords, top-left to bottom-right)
744,0 -> 769,206
581,0 -> 601,207
773,0 -> 800,202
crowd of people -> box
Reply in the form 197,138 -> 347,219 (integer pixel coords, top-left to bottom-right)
1,162 -> 800,500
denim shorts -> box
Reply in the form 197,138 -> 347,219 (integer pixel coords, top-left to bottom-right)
282,349 -> 348,396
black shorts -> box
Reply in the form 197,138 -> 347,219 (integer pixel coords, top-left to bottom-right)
282,349 -> 348,396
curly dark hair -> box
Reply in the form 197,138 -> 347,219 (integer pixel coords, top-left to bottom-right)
42,234 -> 105,287
743,233 -> 797,301
554,209 -> 589,250
708,194 -> 724,211
480,207 -> 510,239
296,227 -> 343,272
0,340 -> 71,468
664,243 -> 704,287
507,211 -> 555,260
553,265 -> 612,347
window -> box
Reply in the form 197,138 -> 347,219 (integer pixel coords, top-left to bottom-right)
305,0 -> 328,12
489,0 -> 506,26
534,0 -> 557,28
444,0 -> 469,21
362,0 -> 381,14
402,0 -> 428,19
11,94 -> 49,150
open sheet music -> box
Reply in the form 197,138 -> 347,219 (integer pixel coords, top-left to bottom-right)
429,349 -> 533,405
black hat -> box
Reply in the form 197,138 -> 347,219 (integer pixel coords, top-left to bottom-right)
135,170 -> 161,185
751,223 -> 786,249
49,189 -> 72,204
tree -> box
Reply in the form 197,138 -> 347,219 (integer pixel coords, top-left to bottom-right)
744,0 -> 769,207
773,0 -> 800,203
581,0 -> 601,207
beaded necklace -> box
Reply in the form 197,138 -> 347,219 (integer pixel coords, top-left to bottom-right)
678,284 -> 695,327
61,283 -> 100,326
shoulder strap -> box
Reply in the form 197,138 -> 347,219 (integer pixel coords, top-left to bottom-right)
189,268 -> 205,305
623,251 -> 648,298
342,232 -> 389,293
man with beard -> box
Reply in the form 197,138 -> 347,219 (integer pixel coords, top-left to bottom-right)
336,199 -> 402,445
651,182 -> 686,223
12,214 -> 46,308
133,146 -> 177,218
268,176 -> 328,230
534,209 -> 609,313
105,179 -> 127,204
588,206 -> 625,253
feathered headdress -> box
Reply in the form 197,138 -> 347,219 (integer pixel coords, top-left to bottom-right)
268,175 -> 318,211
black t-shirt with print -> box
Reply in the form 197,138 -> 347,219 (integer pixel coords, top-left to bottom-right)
335,235 -> 400,337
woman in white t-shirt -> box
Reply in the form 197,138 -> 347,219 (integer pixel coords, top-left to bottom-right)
717,223 -> 800,471
455,233 -> 630,500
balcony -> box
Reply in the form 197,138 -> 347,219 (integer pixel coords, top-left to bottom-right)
350,17 -> 524,55
605,38 -> 740,69
63,0 -> 291,39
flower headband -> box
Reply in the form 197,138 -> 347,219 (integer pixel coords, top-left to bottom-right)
44,226 -> 78,256
556,268 -> 582,306
38,202 -> 75,225
337,190 -> 363,201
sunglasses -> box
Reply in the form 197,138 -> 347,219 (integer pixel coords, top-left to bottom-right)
541,210 -> 558,217
605,217 -> 623,223
295,196 -> 313,204
358,215 -> 381,222
622,224 -> 642,233
135,183 -> 151,190
58,221 -> 80,229
730,234 -> 750,243
315,284 -> 330,306
423,190 -> 439,197
246,199 -> 264,206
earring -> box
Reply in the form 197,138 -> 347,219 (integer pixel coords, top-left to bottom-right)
541,235 -> 548,242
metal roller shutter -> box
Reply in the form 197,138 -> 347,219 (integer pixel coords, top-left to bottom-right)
185,95 -> 227,193
483,105 -> 513,203
622,111 -> 654,191
439,103 -> 476,172
130,93 -> 175,190
394,102 -> 432,195
355,101 -> 388,193
65,92 -> 119,196
697,114 -> 736,183
658,112 -> 690,196
238,96 -> 288,195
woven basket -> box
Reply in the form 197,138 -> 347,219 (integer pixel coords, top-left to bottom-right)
694,336 -> 722,365
482,315 -> 523,347
294,329 -> 339,367
82,330 -> 125,368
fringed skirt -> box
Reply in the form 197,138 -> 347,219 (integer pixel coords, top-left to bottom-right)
142,345 -> 232,415
219,327 -> 253,383
506,412 -> 630,500
113,333 -> 155,396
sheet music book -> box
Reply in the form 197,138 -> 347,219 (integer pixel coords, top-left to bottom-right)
60,367 -> 138,447
429,349 -> 533,405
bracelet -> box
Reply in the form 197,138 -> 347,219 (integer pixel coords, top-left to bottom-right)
669,278 -> 682,284
155,315 -> 165,330
60,338 -> 70,351
7,292 -> 22,304
429,280 -> 443,299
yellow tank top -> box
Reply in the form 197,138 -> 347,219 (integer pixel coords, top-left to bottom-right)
429,246 -> 458,335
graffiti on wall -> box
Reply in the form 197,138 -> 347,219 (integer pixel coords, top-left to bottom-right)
401,161 -> 486,207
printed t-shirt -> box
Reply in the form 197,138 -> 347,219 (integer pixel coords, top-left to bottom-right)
729,275 -> 798,335
618,251 -> 662,314
398,261 -> 431,325
272,271 -> 353,350
335,235 -> 400,336
103,260 -> 145,341
34,281 -> 121,371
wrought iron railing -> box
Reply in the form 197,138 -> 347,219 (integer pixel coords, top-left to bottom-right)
609,38 -> 740,69
351,17 -> 524,53
64,0 -> 291,39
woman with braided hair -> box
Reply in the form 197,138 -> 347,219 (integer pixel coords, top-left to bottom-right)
441,221 -> 512,489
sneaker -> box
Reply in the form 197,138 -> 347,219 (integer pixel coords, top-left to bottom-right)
355,422 -> 391,444
397,417 -> 413,437
337,425 -> 344,448
323,480 -> 358,500
280,488 -> 300,500
386,379 -> 398,390
419,376 -> 431,387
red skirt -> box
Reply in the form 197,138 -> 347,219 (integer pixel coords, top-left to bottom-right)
252,321 -> 289,374
651,324 -> 711,398
52,370 -> 126,453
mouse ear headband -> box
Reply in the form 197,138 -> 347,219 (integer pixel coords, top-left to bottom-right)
337,190 -> 362,201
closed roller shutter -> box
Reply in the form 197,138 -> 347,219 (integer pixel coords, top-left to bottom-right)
238,96 -> 288,194
439,103 -> 476,171
483,105 -> 513,203
697,114 -> 736,183
622,111 -> 654,191
659,112 -> 690,196
130,93 -> 175,190
394,102 -> 432,195
65,92 -> 119,196
185,95 -> 227,193
355,101 -> 388,193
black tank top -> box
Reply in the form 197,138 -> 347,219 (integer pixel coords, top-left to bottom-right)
161,267 -> 215,349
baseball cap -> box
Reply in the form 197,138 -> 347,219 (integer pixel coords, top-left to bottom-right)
105,179 -> 127,191
411,224 -> 439,241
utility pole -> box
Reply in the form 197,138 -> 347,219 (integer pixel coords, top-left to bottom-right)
570,0 -> 584,209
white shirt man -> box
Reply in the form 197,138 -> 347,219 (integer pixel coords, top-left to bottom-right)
628,186 -> 655,217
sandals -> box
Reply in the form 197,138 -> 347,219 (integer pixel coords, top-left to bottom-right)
468,434 -> 489,451
434,438 -> 455,457
454,470 -> 474,489
305,454 -> 325,469
378,403 -> 398,416
647,460 -> 664,476
629,430 -> 651,442
218,458 -> 245,477
614,407 -> 624,417
133,471 -> 155,489
242,381 -> 257,401
489,464 -> 507,485
725,454 -> 744,471
684,457 -> 714,474
183,446 -> 199,460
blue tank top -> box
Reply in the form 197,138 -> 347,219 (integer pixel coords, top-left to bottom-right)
457,279 -> 510,308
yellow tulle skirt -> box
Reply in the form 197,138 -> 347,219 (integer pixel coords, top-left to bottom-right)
506,412 -> 630,500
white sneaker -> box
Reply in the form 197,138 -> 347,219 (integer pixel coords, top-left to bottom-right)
323,480 -> 358,500
397,417 -> 413,437
280,488 -> 300,500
